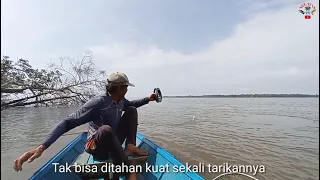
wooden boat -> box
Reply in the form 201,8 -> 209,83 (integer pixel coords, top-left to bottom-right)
29,132 -> 206,180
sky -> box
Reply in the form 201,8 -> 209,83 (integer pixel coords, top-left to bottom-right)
1,0 -> 319,97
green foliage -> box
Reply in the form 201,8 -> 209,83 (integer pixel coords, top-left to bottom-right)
1,52 -> 107,109
1,56 -> 63,92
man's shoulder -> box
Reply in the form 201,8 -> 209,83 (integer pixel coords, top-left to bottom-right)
83,94 -> 110,108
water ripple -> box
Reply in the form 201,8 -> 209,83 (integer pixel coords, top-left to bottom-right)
2,98 -> 319,180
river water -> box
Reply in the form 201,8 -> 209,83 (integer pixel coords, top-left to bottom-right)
1,98 -> 319,180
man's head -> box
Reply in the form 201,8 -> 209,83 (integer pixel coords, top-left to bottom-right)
106,72 -> 135,99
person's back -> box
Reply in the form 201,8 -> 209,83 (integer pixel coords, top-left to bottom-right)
13,72 -> 157,180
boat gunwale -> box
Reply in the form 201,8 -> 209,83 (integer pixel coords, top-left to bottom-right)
136,133 -> 205,180
30,132 -> 206,180
29,132 -> 87,179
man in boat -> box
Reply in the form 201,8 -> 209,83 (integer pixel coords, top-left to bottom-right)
13,72 -> 157,180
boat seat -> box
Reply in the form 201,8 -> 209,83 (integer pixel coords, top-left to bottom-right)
71,152 -> 148,180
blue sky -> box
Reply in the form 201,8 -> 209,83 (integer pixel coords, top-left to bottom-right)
1,0 -> 319,97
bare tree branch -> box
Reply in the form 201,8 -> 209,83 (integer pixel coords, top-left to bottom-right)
1,52 -> 107,110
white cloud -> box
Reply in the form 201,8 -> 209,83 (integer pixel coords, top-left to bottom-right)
89,2 -> 319,96
2,0 -> 318,96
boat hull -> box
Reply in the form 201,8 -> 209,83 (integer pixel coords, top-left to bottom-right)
29,132 -> 205,180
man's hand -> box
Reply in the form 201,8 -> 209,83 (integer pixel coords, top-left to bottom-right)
148,93 -> 157,101
13,145 -> 46,171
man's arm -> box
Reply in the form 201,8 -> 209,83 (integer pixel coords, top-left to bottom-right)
13,97 -> 103,172
41,97 -> 102,148
123,97 -> 150,110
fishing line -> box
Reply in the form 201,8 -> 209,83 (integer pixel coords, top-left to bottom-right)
213,172 -> 259,180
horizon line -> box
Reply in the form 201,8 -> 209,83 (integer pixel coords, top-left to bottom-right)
163,93 -> 319,97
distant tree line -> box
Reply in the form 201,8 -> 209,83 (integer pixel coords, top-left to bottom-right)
1,51 -> 107,110
164,94 -> 319,98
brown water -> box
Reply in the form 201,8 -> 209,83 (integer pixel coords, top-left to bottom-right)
1,98 -> 319,180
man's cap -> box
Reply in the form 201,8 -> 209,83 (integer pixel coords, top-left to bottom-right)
107,72 -> 135,87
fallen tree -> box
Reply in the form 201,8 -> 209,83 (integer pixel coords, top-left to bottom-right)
1,51 -> 107,110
